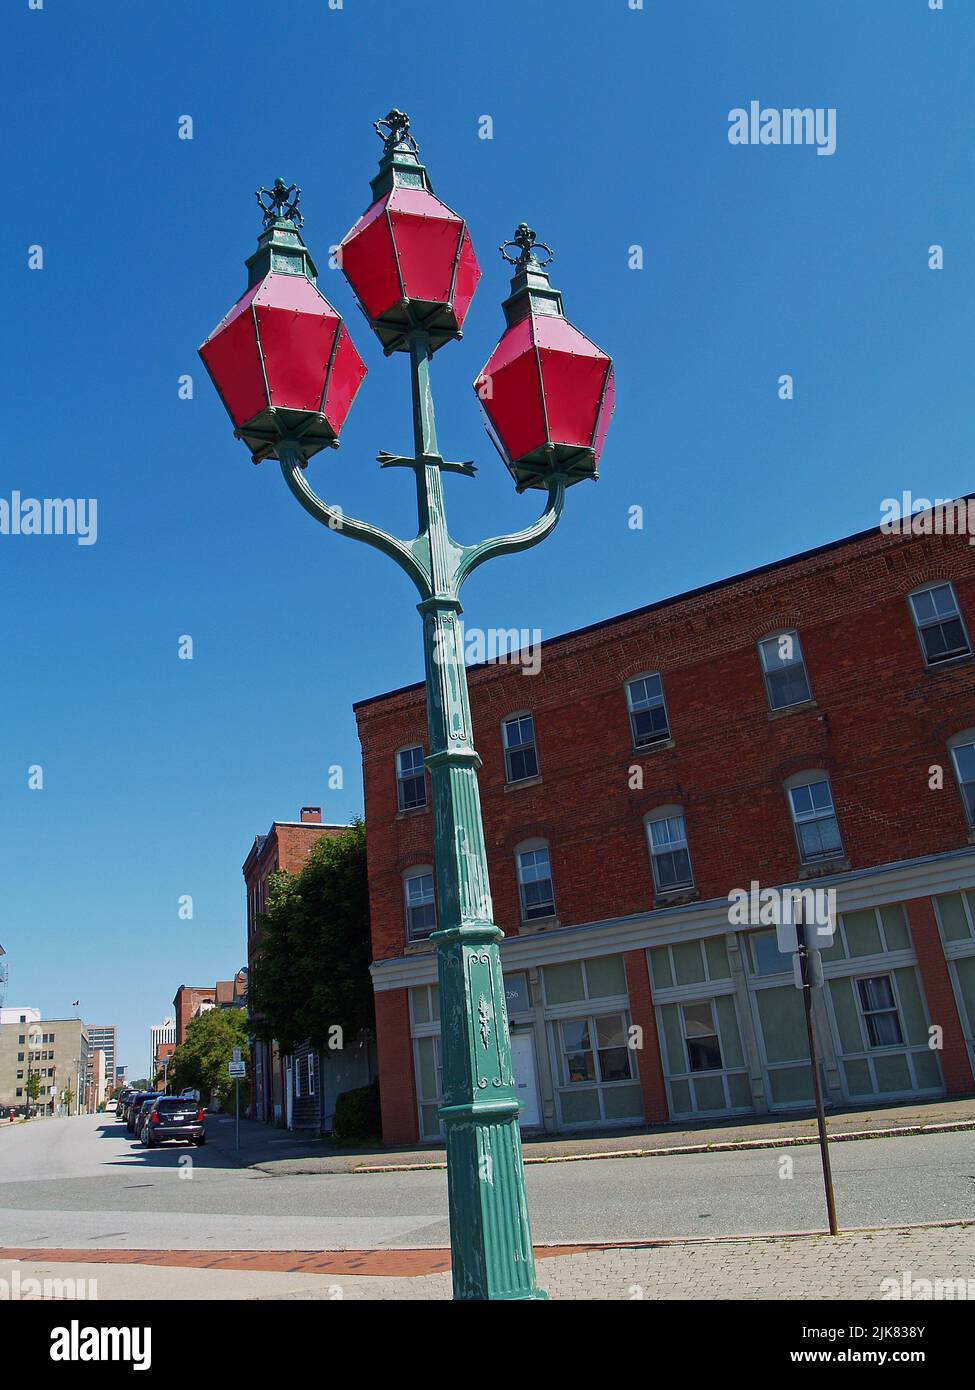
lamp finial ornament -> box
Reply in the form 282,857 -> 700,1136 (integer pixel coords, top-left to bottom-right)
500,223 -> 554,270
255,177 -> 303,229
374,108 -> 419,157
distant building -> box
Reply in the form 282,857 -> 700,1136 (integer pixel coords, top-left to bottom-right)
242,807 -> 375,1128
0,1016 -> 90,1114
149,1016 -> 175,1079
172,987 -> 217,1045
0,1006 -> 40,1027
87,1026 -> 117,1092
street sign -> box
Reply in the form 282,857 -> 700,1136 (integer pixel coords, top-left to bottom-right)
228,1060 -> 246,1078
231,1046 -> 242,1063
793,948 -> 825,990
774,895 -> 835,954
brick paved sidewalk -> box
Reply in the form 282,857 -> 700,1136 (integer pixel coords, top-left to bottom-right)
4,1225 -> 972,1300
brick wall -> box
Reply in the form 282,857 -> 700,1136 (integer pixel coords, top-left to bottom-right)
357,523 -> 975,963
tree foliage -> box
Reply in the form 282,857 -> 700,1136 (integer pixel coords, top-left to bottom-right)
248,820 -> 374,1053
168,1007 -> 249,1111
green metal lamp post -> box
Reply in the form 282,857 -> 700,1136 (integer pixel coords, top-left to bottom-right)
200,111 -> 614,1301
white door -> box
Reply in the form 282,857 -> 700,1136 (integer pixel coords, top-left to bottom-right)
510,1031 -> 541,1128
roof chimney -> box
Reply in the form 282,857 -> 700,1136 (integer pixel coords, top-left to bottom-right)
300,806 -> 322,823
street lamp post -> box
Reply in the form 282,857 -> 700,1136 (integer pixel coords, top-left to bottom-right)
200,111 -> 614,1301
25,1025 -> 41,1119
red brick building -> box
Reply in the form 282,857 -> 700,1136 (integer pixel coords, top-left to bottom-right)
242,807 -> 347,1123
172,986 -> 216,1045
356,508 -> 975,1144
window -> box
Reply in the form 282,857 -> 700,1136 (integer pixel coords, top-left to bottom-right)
950,738 -> 975,826
558,1014 -> 633,1086
18,1035 -> 24,1045
502,715 -> 539,783
516,844 -> 556,920
758,630 -> 811,711
646,811 -> 694,893
626,674 -> 671,747
856,976 -> 904,1048
307,1054 -> 315,1097
909,583 -> 971,666
396,745 -> 427,811
681,1001 -> 723,1072
404,869 -> 436,940
787,777 -> 843,862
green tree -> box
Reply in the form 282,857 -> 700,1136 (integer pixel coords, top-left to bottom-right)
25,1073 -> 41,1106
168,1008 -> 249,1112
249,820 -> 374,1053
62,1083 -> 75,1113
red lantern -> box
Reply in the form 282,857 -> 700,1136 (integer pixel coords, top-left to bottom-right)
474,225 -> 614,492
339,111 -> 480,355
199,186 -> 366,463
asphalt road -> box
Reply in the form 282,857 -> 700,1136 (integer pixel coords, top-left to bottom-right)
0,1114 -> 972,1250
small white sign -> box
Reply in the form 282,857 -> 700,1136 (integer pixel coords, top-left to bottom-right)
231,1047 -> 242,1063
228,1060 -> 246,1078
793,949 -> 825,990
774,890 -> 835,954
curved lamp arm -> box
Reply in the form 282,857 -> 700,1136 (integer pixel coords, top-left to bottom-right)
278,444 -> 432,599
454,474 -> 567,592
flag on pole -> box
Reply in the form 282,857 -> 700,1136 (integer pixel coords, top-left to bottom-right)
71,1000 -> 80,1007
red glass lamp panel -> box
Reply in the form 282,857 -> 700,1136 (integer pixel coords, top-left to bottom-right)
451,227 -> 480,327
322,324 -> 368,433
340,200 -> 401,320
254,275 -> 342,414
481,352 -> 548,463
199,297 -> 266,427
593,364 -> 615,461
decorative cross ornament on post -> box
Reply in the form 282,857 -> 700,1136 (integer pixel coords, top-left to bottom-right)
199,112 -> 614,1301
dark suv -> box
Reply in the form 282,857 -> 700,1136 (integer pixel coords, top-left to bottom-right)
140,1097 -> 206,1147
125,1092 -> 158,1132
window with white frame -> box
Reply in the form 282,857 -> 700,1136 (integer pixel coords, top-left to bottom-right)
558,1014 -> 633,1086
625,674 -> 671,747
502,714 -> 539,783
681,1000 -> 723,1072
949,736 -> 975,826
396,745 -> 427,811
645,811 -> 694,893
855,976 -> 904,1048
787,776 -> 843,863
404,868 -> 436,939
909,583 -> 972,666
307,1053 -> 315,1097
516,843 -> 556,920
758,630 -> 811,711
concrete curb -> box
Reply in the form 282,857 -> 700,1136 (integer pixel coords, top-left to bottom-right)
351,1118 -> 975,1174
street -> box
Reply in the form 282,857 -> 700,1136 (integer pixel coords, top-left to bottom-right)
1,1114 -> 972,1251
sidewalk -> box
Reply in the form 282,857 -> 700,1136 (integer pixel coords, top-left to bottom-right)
3,1223 -> 972,1299
203,1095 -> 975,1176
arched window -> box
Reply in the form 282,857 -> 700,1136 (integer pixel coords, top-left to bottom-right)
625,673 -> 671,748
502,713 -> 539,783
515,838 -> 556,921
644,807 -> 694,893
757,629 -> 811,711
948,730 -> 975,827
395,745 -> 427,811
403,866 -> 436,940
908,582 -> 972,666
784,771 -> 843,863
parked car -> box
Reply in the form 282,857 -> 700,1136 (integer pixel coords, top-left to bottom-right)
141,1097 -> 206,1147
132,1097 -> 159,1140
125,1092 -> 157,1132
177,1088 -> 201,1103
115,1089 -> 133,1118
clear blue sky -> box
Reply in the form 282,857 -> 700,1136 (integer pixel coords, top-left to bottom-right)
3,0 -> 971,1077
